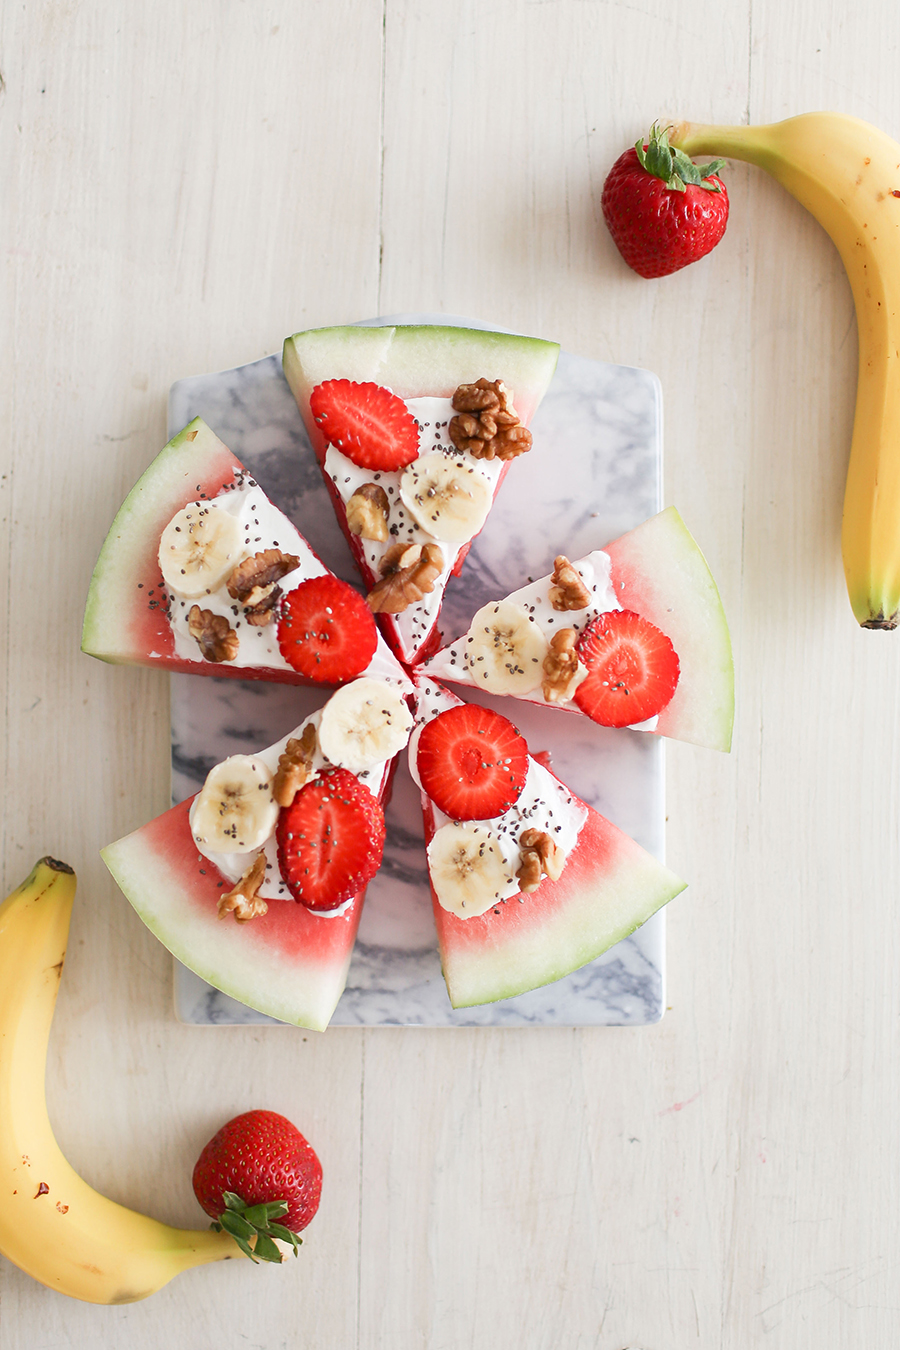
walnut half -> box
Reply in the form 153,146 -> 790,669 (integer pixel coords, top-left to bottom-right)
273,723 -> 318,808
548,555 -> 591,611
346,483 -> 391,542
188,606 -> 239,663
516,828 -> 565,894
243,588 -> 283,628
227,548 -> 301,602
541,628 -> 583,704
217,852 -> 268,922
448,378 -> 533,461
367,542 -> 444,614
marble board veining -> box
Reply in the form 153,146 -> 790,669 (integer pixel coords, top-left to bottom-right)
168,314 -> 666,1028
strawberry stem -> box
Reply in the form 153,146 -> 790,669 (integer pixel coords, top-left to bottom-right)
635,123 -> 726,193
212,1190 -> 303,1263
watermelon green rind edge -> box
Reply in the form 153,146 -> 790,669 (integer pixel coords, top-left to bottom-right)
282,324 -> 560,424
82,418 -> 238,663
605,506 -> 735,752
425,505 -> 734,752
440,809 -> 686,1010
101,823 -> 350,1033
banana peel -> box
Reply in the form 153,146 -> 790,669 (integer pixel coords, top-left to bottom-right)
671,112 -> 900,629
0,858 -> 241,1304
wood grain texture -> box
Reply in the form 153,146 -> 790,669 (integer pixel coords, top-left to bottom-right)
2,0 -> 900,1346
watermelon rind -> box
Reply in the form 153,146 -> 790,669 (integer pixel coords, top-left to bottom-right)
434,804 -> 686,1009
605,506 -> 734,752
82,417 -> 239,665
412,675 -> 686,1010
102,799 -> 363,1033
282,323 -> 560,425
82,413 -> 410,688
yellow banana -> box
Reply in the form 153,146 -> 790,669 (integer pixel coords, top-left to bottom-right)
0,857 -> 241,1304
671,112 -> 900,629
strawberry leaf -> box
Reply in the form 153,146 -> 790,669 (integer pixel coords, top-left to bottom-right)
219,1209 -> 257,1241
269,1222 -> 303,1255
635,123 -> 727,194
634,123 -> 674,181
211,1191 -> 304,1265
671,147 -> 703,184
213,1221 -> 258,1263
243,1201 -> 288,1227
697,158 -> 728,191
251,1233 -> 284,1264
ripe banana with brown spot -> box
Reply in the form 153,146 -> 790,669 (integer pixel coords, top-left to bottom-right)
0,858 -> 240,1303
671,112 -> 900,628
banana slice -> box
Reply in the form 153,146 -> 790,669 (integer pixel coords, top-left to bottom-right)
427,822 -> 512,918
464,599 -> 549,695
159,502 -> 245,599
191,755 -> 279,853
399,452 -> 493,543
318,678 -> 414,774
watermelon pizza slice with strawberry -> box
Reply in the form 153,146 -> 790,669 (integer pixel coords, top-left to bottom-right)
409,676 -> 686,1010
424,506 -> 734,752
281,322 -> 560,666
82,416 -> 409,688
101,673 -> 416,1031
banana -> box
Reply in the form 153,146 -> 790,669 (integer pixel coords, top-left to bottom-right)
399,451 -> 493,542
427,822 -> 512,917
158,501 -> 244,599
464,599 -> 549,694
318,678 -> 414,774
671,112 -> 900,628
0,858 -> 239,1303
190,755 -> 279,852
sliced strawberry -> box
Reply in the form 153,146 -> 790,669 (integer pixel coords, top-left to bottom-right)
310,379 -> 420,471
573,609 -> 679,727
416,703 -> 529,822
277,574 -> 377,682
276,766 -> 386,911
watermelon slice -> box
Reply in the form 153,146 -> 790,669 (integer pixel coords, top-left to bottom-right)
410,677 -> 686,1009
424,506 -> 734,752
102,677 -> 415,1031
82,416 -> 408,688
282,324 -> 560,666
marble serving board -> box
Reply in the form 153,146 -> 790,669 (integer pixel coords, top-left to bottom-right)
168,315 -> 666,1027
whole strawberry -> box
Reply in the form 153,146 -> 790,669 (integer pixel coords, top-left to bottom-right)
192,1109 -> 323,1263
601,123 -> 728,278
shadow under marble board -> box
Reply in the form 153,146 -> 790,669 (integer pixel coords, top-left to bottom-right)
168,314 -> 666,1028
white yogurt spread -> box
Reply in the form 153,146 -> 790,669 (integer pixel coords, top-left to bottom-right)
164,470 -> 323,670
324,396 -> 503,660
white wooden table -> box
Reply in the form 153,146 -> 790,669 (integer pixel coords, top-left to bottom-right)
2,3 -> 898,1346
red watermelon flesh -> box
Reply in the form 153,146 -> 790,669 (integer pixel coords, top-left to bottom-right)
410,677 -> 685,1009
82,416 -> 407,688
101,728 -> 404,1032
103,800 -> 364,1031
424,506 -> 734,752
605,507 -> 733,750
282,324 -> 560,666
